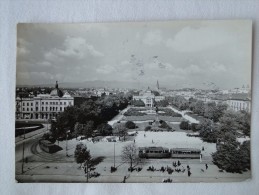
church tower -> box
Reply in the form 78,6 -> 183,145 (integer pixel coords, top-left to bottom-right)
156,80 -> 159,90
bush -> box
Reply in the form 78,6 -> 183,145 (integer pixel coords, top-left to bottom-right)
125,121 -> 136,129
159,120 -> 172,130
191,123 -> 200,132
145,126 -> 151,131
180,121 -> 189,130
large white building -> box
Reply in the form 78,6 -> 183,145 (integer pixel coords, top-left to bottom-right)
16,81 -> 74,120
133,87 -> 165,107
226,93 -> 251,113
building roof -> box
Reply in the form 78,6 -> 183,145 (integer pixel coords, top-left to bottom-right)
50,81 -> 64,97
228,93 -> 250,101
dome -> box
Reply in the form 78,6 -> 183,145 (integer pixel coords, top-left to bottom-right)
50,81 -> 64,97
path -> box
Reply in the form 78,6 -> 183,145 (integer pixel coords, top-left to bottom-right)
108,106 -> 131,126
168,106 -> 200,124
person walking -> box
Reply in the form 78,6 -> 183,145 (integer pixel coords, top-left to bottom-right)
205,164 -> 208,170
188,170 -> 191,177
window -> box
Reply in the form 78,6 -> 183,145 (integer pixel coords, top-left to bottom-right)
42,107 -> 44,111
31,103 -> 33,106
36,107 -> 38,111
42,102 -> 44,105
46,102 -> 48,105
27,108 -> 29,111
27,103 -> 29,106
23,103 -> 25,106
50,102 -> 52,105
60,102 -> 62,105
69,102 -> 72,105
56,102 -> 58,105
60,107 -> 62,111
23,108 -> 25,111
36,102 -> 39,105
46,107 -> 48,111
64,102 -> 67,105
50,107 -> 52,111
31,108 -> 33,111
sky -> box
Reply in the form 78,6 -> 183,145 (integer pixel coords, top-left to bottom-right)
16,20 -> 252,89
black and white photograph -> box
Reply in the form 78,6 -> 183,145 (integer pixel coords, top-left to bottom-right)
15,20 -> 252,183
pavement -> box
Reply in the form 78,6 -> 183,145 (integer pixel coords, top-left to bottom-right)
168,106 -> 200,124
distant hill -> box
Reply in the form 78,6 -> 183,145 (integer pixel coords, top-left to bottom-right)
16,80 -> 154,89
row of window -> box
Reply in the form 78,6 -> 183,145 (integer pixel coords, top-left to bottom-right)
21,107 -> 64,111
36,101 -> 70,105
23,102 -> 33,106
231,102 -> 246,107
22,101 -> 72,106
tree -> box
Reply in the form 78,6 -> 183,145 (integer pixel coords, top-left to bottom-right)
125,121 -> 136,129
193,100 -> 205,116
74,142 -> 87,168
198,119 -> 219,143
212,140 -> 250,173
74,143 -> 105,182
131,99 -> 145,107
121,143 -> 140,171
114,124 -> 128,141
82,121 -> 95,138
96,123 -> 113,136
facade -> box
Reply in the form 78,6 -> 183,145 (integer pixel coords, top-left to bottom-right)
227,99 -> 251,112
16,82 -> 74,120
133,87 -> 165,107
226,93 -> 251,112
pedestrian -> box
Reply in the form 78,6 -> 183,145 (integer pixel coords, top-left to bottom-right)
187,165 -> 190,171
134,139 -> 135,143
123,176 -> 126,183
178,160 -> 181,166
202,146 -> 204,151
205,164 -> 208,170
188,170 -> 191,177
144,134 -> 146,137
152,139 -> 154,143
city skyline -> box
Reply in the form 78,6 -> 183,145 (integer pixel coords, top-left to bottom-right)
17,21 -> 252,89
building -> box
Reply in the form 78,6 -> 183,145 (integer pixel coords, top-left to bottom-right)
133,87 -> 165,107
226,93 -> 251,112
16,81 -> 74,120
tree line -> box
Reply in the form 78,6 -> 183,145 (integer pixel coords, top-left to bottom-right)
50,94 -> 129,140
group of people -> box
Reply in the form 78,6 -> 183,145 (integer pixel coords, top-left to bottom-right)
172,160 -> 181,167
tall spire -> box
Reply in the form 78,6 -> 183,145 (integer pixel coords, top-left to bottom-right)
157,80 -> 159,90
55,81 -> 58,89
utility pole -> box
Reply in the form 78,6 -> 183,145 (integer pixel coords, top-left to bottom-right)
114,142 -> 115,168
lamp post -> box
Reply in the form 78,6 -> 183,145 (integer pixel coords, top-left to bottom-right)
114,141 -> 116,168
66,130 -> 70,157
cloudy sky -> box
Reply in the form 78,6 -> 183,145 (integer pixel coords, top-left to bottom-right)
17,20 -> 252,89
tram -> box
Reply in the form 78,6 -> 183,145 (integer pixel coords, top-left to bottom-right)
138,146 -> 201,159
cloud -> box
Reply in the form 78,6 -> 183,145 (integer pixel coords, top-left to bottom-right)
44,36 -> 104,62
17,38 -> 30,56
166,26 -> 235,52
143,30 -> 162,46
